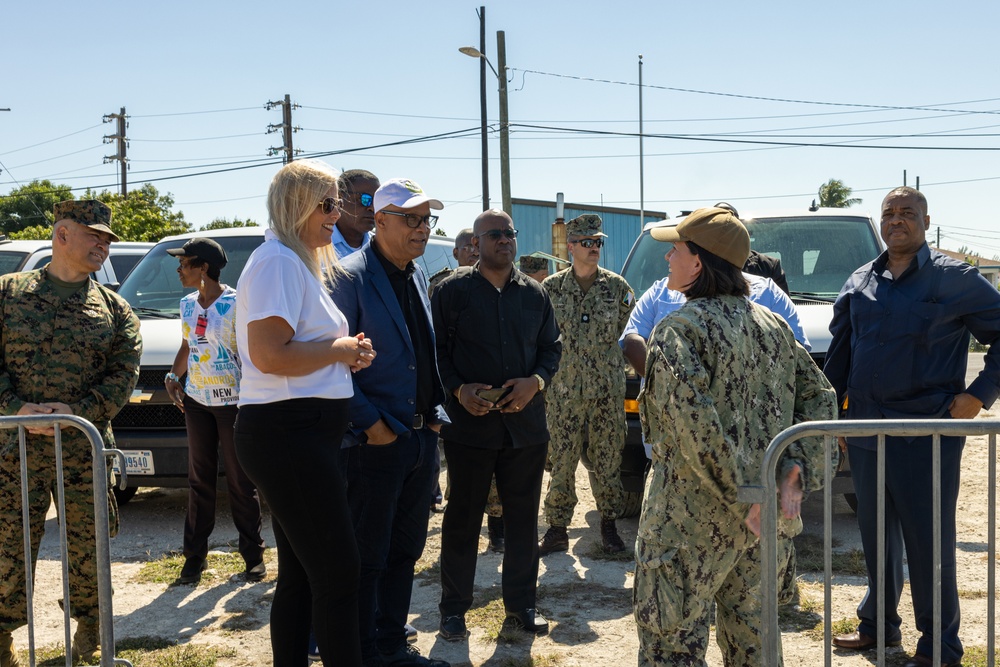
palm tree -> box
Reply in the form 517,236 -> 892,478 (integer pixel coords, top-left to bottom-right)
817,178 -> 862,208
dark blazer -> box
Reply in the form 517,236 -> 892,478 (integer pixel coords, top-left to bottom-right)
329,244 -> 445,445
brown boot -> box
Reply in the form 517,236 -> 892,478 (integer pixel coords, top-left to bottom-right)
1,631 -> 23,667
601,518 -> 626,553
538,525 -> 569,555
72,620 -> 101,665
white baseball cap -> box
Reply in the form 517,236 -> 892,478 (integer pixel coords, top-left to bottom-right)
373,178 -> 443,213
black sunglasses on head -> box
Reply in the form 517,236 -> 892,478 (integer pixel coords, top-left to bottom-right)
319,197 -> 344,215
477,229 -> 518,241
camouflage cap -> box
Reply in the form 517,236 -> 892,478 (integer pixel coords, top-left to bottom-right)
565,214 -> 607,238
650,207 -> 750,269
53,199 -> 119,242
519,255 -> 548,273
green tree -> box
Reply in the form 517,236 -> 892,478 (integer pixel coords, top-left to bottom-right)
817,178 -> 862,208
0,179 -> 74,235
84,184 -> 192,242
434,227 -> 448,237
9,225 -> 54,240
200,217 -> 259,231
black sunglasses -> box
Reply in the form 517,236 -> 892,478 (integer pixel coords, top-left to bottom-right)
319,197 -> 344,215
570,238 -> 604,249
381,210 -> 439,229
357,193 -> 373,207
477,229 -> 518,241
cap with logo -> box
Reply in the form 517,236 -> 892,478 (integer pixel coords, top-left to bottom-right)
565,214 -> 607,238
53,199 -> 119,242
650,207 -> 750,269
166,237 -> 229,269
373,178 -> 443,214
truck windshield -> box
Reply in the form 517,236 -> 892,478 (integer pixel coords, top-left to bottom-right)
117,235 -> 265,316
622,215 -> 882,301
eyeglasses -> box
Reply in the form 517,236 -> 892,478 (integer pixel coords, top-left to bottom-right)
569,238 -> 604,249
380,210 -> 439,229
458,243 -> 478,253
357,193 -> 373,208
477,229 -> 518,241
318,197 -> 344,215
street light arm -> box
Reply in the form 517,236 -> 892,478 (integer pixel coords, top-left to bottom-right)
458,46 -> 500,79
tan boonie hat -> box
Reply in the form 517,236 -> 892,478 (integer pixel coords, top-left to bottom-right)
565,214 -> 607,238
53,199 -> 119,242
650,207 -> 749,269
519,256 -> 548,273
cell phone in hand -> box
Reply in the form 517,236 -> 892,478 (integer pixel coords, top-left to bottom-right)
476,386 -> 512,409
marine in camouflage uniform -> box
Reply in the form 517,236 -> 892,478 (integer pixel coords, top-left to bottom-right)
539,215 -> 634,554
634,294 -> 835,665
0,200 -> 141,666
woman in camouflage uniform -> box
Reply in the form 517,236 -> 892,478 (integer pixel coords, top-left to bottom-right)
633,207 -> 836,666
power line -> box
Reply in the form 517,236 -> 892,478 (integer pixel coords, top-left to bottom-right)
0,124 -> 104,156
129,106 -> 262,118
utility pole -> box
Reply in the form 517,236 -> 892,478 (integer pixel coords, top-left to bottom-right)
102,107 -> 128,196
267,94 -> 300,164
497,30 -> 511,216
477,6 -> 489,211
638,54 -> 645,228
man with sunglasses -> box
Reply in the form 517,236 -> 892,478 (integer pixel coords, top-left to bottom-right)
329,178 -> 449,667
433,209 -> 561,641
332,169 -> 379,259
538,214 -> 635,555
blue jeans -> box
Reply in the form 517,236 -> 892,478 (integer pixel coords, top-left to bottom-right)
340,427 -> 438,659
849,436 -> 964,664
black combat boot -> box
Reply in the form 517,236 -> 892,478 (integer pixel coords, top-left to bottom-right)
600,518 -> 625,554
538,525 -> 569,555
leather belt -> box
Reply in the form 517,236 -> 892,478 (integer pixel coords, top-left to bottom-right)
412,414 -> 426,430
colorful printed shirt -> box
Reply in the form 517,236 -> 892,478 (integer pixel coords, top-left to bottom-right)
181,286 -> 240,407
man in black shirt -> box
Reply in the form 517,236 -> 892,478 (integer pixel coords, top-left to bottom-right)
432,209 -> 562,641
330,178 -> 449,667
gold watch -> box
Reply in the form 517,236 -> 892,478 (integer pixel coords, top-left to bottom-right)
533,374 -> 545,391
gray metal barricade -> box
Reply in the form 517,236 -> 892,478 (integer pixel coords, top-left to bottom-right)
1,414 -> 132,667
739,418 -> 1000,667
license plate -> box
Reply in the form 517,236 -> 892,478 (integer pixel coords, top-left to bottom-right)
112,450 -> 155,475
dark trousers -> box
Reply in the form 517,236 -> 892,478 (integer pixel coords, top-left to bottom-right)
339,427 -> 437,659
183,397 -> 264,565
849,437 -> 964,663
235,398 -> 360,667
439,439 -> 547,617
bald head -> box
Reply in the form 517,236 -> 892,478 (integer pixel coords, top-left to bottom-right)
473,209 -> 512,235
472,209 -> 516,271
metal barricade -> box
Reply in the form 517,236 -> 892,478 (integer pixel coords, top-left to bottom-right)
739,418 -> 1000,667
1,414 -> 132,667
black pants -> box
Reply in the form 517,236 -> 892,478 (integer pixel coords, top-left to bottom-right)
439,439 -> 546,617
183,396 -> 264,565
849,436 -> 964,664
235,398 -> 360,667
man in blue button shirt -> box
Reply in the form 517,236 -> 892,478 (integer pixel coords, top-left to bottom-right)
825,186 -> 1000,667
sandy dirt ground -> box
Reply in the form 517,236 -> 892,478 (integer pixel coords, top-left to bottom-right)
14,355 -> 1000,666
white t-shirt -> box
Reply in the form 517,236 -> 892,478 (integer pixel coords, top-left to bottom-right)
181,286 -> 240,407
236,229 -> 353,405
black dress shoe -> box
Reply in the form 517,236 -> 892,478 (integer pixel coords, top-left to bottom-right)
245,561 -> 266,582
438,615 -> 468,641
503,609 -> 548,635
904,655 -> 959,667
379,644 -> 449,666
177,557 -> 206,584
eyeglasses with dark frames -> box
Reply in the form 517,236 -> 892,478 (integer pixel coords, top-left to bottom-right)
381,210 -> 439,229
319,197 -> 344,215
569,238 -> 604,248
477,228 -> 518,241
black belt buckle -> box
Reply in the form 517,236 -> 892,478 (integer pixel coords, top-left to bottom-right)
412,414 -> 425,430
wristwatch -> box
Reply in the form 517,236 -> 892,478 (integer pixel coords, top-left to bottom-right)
164,372 -> 180,384
533,374 -> 545,392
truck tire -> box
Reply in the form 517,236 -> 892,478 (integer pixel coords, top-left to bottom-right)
113,486 -> 138,505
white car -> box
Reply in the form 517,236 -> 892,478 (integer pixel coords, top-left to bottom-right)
0,237 -> 153,287
111,226 -> 458,501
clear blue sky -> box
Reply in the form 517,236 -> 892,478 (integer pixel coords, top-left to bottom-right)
3,0 -> 1000,260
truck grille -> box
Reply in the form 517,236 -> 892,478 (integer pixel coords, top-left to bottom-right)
114,404 -> 186,428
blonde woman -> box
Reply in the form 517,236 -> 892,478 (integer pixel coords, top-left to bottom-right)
234,159 -> 375,667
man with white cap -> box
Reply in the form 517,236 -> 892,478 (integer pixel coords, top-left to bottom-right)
330,178 -> 450,667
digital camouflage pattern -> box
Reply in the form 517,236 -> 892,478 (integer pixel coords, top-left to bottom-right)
518,256 -> 548,274
52,199 -> 119,242
0,268 -> 141,631
542,266 -> 634,525
634,295 -> 836,666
